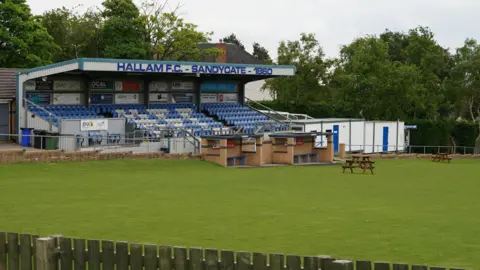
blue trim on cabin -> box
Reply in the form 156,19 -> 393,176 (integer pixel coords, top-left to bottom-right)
78,58 -> 85,70
382,126 -> 389,152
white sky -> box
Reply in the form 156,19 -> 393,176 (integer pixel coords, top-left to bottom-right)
27,0 -> 480,60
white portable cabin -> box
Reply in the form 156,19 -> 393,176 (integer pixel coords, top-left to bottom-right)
289,118 -> 405,154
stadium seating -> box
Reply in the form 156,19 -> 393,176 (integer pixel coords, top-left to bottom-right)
201,103 -> 288,133
28,105 -> 104,126
28,104 -> 231,137
27,103 -> 285,137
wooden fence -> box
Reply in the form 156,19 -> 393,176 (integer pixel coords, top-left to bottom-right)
0,232 -> 465,270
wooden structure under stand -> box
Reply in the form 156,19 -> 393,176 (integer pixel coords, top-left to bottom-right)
201,132 -> 334,168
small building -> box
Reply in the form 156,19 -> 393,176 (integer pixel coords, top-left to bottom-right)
289,118 -> 405,154
201,131 -> 334,167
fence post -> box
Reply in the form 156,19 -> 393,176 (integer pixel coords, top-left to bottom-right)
36,237 -> 56,270
332,260 -> 353,270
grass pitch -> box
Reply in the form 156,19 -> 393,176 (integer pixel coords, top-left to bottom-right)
0,159 -> 479,268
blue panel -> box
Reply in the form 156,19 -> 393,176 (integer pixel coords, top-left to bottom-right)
333,125 -> 339,153
200,82 -> 236,92
382,126 -> 389,152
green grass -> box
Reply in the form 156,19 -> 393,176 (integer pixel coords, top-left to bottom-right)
0,159 -> 479,269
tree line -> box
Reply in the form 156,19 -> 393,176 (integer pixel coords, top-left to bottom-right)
2,0 -> 480,126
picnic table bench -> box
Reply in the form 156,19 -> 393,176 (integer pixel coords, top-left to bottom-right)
431,153 -> 452,163
342,156 -> 375,174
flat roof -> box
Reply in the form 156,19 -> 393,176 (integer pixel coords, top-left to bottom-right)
17,58 -> 296,82
201,134 -> 263,140
290,118 -> 364,124
269,132 -> 332,138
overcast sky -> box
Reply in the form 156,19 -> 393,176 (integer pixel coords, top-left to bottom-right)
27,0 -> 480,60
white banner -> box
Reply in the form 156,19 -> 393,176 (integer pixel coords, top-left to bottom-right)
218,93 -> 237,103
149,93 -> 169,102
201,94 -> 217,103
115,93 -> 140,104
172,81 -> 194,90
80,119 -> 108,131
53,80 -> 81,91
53,93 -> 81,104
149,81 -> 168,91
24,80 -> 36,91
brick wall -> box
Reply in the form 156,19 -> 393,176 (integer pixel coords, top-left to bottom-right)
0,150 -> 204,165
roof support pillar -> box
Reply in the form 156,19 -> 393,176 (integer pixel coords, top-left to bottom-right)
194,78 -> 201,112
238,82 -> 245,105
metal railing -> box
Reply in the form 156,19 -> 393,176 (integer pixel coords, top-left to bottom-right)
407,145 -> 477,155
244,97 -> 292,129
0,133 -> 198,154
338,144 -> 476,155
24,98 -> 59,132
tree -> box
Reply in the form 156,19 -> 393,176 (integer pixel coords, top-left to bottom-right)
0,0 -> 58,68
38,6 -> 103,61
331,37 -> 428,120
222,33 -> 245,50
141,0 -> 221,61
252,42 -> 272,64
263,33 -> 333,114
444,39 -> 480,121
101,0 -> 149,59
380,27 -> 454,118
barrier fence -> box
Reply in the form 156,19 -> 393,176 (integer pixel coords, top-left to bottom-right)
0,133 -> 477,156
0,232 -> 465,270
0,133 -> 199,154
344,145 -> 477,155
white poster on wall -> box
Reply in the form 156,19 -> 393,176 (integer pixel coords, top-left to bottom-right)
53,93 -> 81,104
218,93 -> 237,103
24,80 -> 36,91
115,93 -> 139,104
149,93 -> 169,102
53,80 -> 81,91
201,93 -> 217,103
149,81 -> 168,91
80,119 -> 108,131
171,81 -> 193,90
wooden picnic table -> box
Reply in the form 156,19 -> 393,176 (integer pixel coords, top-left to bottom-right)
431,153 -> 452,163
342,159 -> 375,174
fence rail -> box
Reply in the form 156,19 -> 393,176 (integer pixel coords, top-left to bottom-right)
0,133 -> 199,154
0,232 -> 465,270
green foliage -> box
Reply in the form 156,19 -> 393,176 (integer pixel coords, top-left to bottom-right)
0,0 -> 58,68
222,33 -> 245,50
408,119 -> 479,148
263,33 -> 333,113
252,42 -> 272,64
142,4 -> 220,61
443,39 -> 480,120
38,7 -> 103,62
332,37 -> 428,120
101,0 -> 149,59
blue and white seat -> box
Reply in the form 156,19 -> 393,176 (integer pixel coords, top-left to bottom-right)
201,103 -> 288,134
